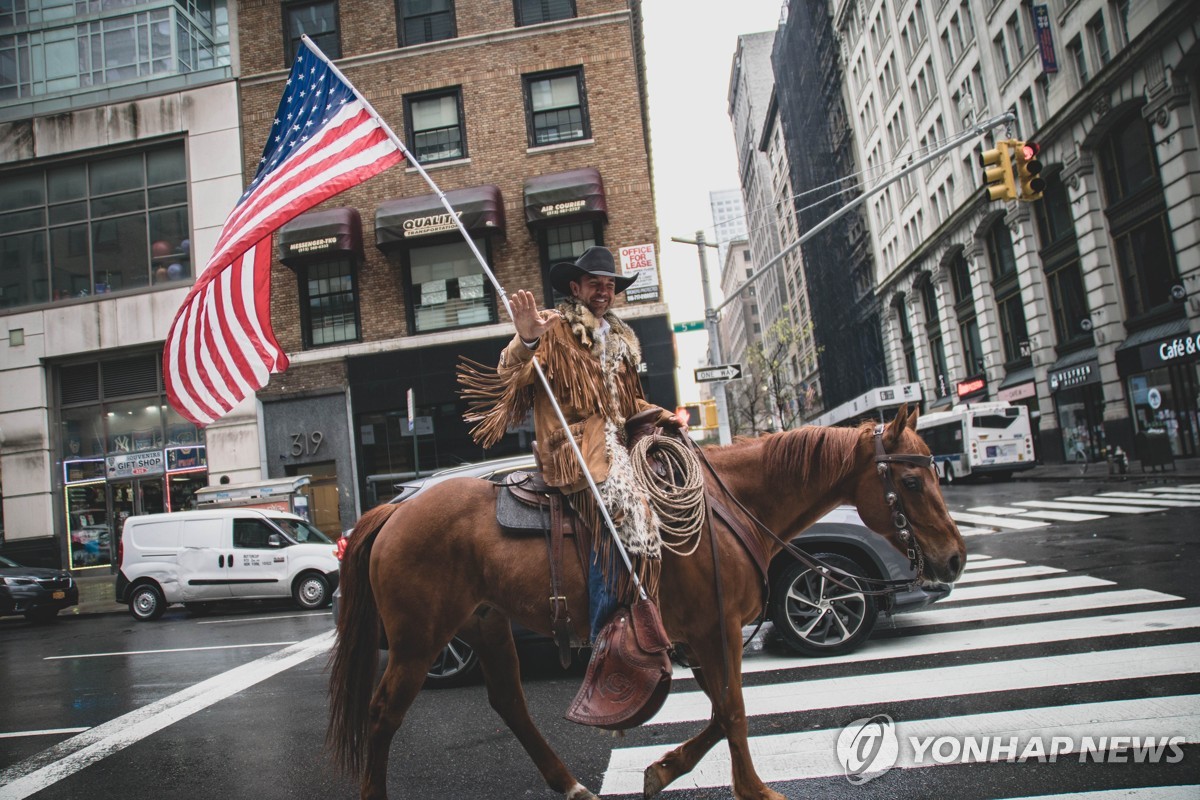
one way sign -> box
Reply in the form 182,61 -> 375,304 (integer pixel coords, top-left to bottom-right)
694,363 -> 742,382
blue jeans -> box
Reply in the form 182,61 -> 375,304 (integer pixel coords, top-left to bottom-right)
588,546 -> 621,640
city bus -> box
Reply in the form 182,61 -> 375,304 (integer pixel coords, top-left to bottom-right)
915,401 -> 1036,484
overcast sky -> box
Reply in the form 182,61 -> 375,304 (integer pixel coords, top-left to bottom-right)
641,0 -> 783,402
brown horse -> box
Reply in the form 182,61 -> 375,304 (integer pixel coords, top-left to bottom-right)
328,405 -> 965,800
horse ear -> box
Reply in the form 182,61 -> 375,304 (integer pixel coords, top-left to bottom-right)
884,403 -> 910,446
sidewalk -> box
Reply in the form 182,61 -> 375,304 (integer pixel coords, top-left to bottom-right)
1013,455 -> 1200,482
67,572 -> 122,619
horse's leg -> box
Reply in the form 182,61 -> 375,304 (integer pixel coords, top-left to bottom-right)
361,651 -> 431,800
646,634 -> 785,800
642,649 -> 726,798
458,609 -> 598,800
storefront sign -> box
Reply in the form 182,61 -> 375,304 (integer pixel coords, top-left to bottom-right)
956,375 -> 988,399
620,244 -> 660,302
1155,332 -> 1200,365
64,458 -> 106,484
1049,359 -> 1099,392
1033,5 -> 1058,73
107,450 -> 166,479
998,381 -> 1036,402
402,210 -> 463,238
166,445 -> 207,472
283,236 -> 339,257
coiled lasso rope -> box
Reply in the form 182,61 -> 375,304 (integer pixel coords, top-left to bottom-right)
630,434 -> 707,556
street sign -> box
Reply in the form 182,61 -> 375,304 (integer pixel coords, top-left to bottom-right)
694,363 -> 742,382
673,320 -> 705,333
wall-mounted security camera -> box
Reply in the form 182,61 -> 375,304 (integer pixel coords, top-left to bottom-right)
1080,318 -> 1093,332
1170,284 -> 1187,302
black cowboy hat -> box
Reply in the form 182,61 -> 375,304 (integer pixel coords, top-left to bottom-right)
549,246 -> 636,296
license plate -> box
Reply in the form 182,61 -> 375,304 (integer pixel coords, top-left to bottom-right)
52,590 -> 65,600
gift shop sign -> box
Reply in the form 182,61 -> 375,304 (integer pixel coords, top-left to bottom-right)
620,244 -> 660,302
107,450 -> 165,479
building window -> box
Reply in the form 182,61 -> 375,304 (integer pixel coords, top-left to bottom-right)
1098,113 -> 1178,321
985,217 -> 1017,280
950,250 -> 974,304
1067,35 -> 1087,85
1035,174 -> 1090,348
538,220 -> 601,307
514,0 -> 574,26
897,298 -> 918,382
405,89 -> 465,163
407,238 -> 496,333
524,68 -> 589,147
397,0 -> 455,45
921,278 -> 948,385
301,256 -> 359,347
0,144 -> 190,311
284,0 -> 340,66
1088,12 -> 1111,67
997,291 -> 1030,363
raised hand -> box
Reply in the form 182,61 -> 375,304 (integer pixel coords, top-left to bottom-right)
510,290 -> 555,342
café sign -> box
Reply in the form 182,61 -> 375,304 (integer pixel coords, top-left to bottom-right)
1157,333 -> 1200,363
107,450 -> 166,479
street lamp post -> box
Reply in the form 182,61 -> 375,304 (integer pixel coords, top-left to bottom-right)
671,230 -> 731,445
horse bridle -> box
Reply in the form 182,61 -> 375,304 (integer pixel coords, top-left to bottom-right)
872,423 -> 936,577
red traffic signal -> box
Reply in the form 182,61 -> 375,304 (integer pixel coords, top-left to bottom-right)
1014,140 -> 1045,201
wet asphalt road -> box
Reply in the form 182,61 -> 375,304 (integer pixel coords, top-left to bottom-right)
1,473 -> 1197,800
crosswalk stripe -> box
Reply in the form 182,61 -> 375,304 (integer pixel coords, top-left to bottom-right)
951,511 -> 1050,529
1011,509 -> 1108,522
1017,500 -> 1167,514
1096,493 -> 1200,507
894,589 -> 1179,628
963,558 -> 1027,570
674,606 -> 1199,679
600,695 -> 1200,795
960,525 -> 1001,537
954,565 -> 1064,584
941,575 -> 1115,602
1142,486 -> 1200,494
1002,787 -> 1200,800
651,642 -> 1200,726
966,553 -> 994,561
968,505 -> 1027,515
1059,495 -> 1200,508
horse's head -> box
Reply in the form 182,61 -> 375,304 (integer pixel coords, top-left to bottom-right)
849,404 -> 966,585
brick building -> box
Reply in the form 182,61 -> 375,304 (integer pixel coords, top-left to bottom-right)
236,0 -> 674,527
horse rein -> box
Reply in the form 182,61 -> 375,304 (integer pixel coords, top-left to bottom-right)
688,430 -> 928,598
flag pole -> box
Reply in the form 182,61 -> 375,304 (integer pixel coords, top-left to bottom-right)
301,37 -> 647,598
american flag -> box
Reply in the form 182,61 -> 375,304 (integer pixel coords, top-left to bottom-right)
164,40 -> 404,426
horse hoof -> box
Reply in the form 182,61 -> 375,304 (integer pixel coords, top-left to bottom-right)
643,763 -> 668,798
565,783 -> 598,800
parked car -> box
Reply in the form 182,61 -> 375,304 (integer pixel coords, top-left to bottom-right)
116,508 -> 340,621
337,454 -> 952,686
0,555 -> 79,623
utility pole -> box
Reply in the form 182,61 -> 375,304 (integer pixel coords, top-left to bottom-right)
671,230 -> 731,445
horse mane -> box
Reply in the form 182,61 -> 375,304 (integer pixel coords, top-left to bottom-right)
708,422 -> 871,489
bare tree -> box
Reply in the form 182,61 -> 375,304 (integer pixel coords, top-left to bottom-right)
746,319 -> 805,430
725,361 -> 772,436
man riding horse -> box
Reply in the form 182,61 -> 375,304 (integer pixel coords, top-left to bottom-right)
458,245 -> 686,638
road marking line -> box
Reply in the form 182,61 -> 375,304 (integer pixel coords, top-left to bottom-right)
44,641 -> 300,660
1003,787 -> 1200,800
894,588 -> 1179,628
954,565 -> 1064,584
1094,493 -> 1200,507
963,558 -> 1026,570
959,526 -> 1001,537
951,511 -> 1050,529
1019,500 -> 1167,514
655,642 -> 1200,725
1010,509 -> 1108,522
601,695 -> 1200,795
967,505 -> 1027,515
676,605 -> 1196,679
0,632 -> 333,800
0,728 -> 89,740
942,575 -> 1115,603
1142,486 -> 1200,494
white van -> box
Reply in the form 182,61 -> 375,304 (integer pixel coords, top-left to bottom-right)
115,508 -> 340,621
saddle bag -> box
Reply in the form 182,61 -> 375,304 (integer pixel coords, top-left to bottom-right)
565,598 -> 673,731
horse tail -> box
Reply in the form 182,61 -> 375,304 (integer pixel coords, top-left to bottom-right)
326,502 -> 399,777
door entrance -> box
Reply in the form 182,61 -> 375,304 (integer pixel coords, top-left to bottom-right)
286,461 -> 342,537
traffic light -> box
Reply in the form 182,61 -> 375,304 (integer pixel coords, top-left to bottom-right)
677,405 -> 701,428
1013,140 -> 1045,202
980,140 -> 1016,202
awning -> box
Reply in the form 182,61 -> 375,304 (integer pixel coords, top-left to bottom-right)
278,207 -> 363,267
375,185 -> 505,249
523,168 -> 607,225
1115,317 -> 1189,352
1047,346 -> 1098,373
929,393 -> 955,410
997,365 -> 1036,390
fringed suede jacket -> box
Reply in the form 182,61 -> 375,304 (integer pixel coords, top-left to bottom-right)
459,299 -> 676,495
